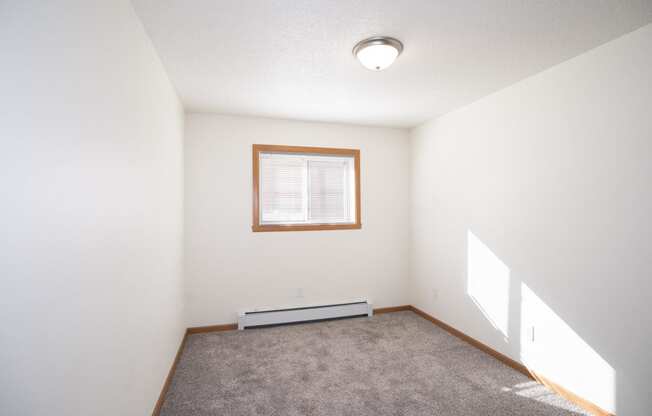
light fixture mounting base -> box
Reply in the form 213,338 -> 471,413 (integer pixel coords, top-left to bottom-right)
352,36 -> 404,57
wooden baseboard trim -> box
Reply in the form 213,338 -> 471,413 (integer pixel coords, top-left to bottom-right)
151,331 -> 188,416
408,306 -> 614,416
151,323 -> 238,415
186,323 -> 238,334
373,305 -> 411,314
530,371 -> 614,416
409,306 -> 529,375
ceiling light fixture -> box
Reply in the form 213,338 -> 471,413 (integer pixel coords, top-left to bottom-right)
352,36 -> 403,71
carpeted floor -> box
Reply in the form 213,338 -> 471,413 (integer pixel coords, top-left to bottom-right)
161,311 -> 590,416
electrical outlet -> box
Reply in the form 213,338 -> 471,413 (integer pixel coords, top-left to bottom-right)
432,288 -> 439,301
296,288 -> 304,298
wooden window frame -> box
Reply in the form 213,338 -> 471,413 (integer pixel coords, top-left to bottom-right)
252,144 -> 361,232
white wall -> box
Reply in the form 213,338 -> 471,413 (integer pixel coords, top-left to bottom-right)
184,114 -> 409,326
0,2 -> 184,416
409,23 -> 652,415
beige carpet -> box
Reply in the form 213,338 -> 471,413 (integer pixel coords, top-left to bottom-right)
160,311 -> 589,416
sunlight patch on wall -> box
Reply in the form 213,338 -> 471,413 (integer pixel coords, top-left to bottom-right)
466,230 -> 510,338
520,283 -> 616,413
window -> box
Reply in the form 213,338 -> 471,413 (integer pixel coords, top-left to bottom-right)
252,144 -> 361,232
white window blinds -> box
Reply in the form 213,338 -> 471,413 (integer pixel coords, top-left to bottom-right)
259,152 -> 355,225
260,154 -> 306,223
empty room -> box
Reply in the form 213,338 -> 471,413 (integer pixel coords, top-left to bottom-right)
3,1 -> 652,415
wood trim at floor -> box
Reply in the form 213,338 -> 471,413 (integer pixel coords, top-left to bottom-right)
530,371 -> 614,416
408,306 -> 614,416
186,323 -> 238,334
151,331 -> 188,416
373,305 -> 411,314
409,306 -> 529,375
152,324 -> 237,415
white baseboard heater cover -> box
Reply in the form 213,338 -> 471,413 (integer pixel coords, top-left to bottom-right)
238,300 -> 373,330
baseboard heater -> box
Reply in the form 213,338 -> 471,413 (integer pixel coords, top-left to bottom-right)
238,300 -> 373,330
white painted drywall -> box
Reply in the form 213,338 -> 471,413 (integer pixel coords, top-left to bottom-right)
409,23 -> 652,415
184,114 -> 409,326
0,2 -> 184,416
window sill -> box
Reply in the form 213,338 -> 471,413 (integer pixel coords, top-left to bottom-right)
252,223 -> 362,232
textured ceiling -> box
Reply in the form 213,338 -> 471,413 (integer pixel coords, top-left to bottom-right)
133,0 -> 652,128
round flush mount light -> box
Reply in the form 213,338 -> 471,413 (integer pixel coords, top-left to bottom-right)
352,36 -> 403,71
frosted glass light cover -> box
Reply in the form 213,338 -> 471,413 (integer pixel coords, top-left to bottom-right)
356,44 -> 400,71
